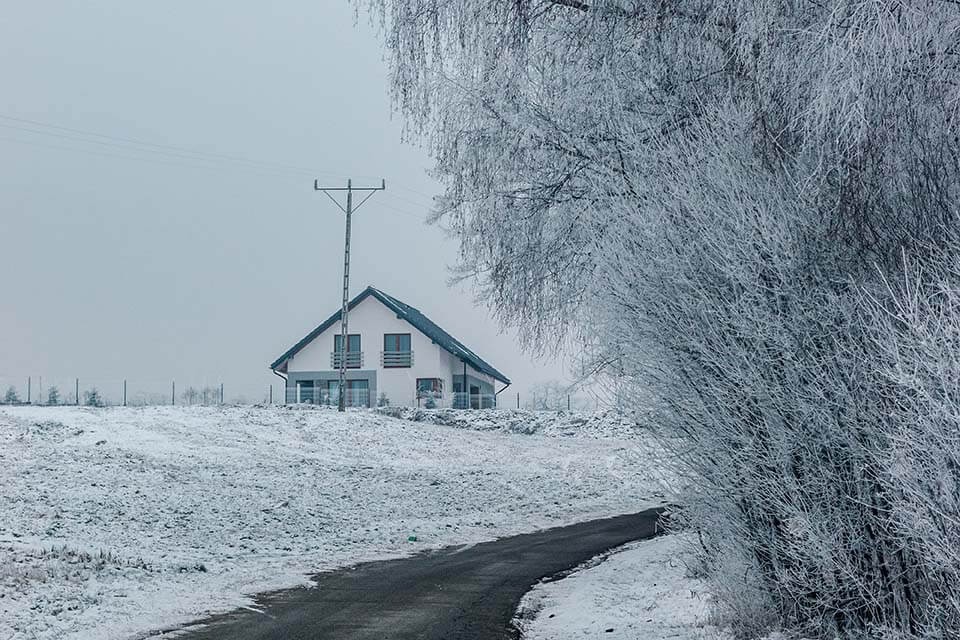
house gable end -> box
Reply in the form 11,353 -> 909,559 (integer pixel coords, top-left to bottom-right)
269,286 -> 511,385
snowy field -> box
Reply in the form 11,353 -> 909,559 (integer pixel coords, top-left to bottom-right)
515,534 -> 727,640
378,406 -> 645,438
0,405 -> 668,640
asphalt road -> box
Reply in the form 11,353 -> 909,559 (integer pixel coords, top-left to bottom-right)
170,506 -> 666,640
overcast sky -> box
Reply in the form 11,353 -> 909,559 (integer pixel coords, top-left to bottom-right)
0,1 -> 572,404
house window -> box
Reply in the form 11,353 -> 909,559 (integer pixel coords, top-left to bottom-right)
470,384 -> 481,410
326,379 -> 370,407
333,334 -> 362,369
417,378 -> 443,408
383,333 -> 412,368
295,380 -> 315,404
334,334 -> 361,353
417,378 -> 443,397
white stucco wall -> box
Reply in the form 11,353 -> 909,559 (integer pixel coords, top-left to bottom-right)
440,349 -> 496,390
285,295 -> 496,406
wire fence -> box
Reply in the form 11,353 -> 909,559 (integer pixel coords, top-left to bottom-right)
0,376 -> 599,411
285,388 -> 500,409
0,376 -> 283,408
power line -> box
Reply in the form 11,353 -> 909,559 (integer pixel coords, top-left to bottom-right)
389,184 -> 439,201
350,174 -> 437,202
0,122 -> 317,179
374,196 -> 430,219
0,113 -> 348,178
381,190 -> 436,209
1,113 -> 444,220
3,134 -> 439,222
0,135 -> 305,183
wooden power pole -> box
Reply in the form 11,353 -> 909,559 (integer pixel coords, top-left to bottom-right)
314,178 -> 386,411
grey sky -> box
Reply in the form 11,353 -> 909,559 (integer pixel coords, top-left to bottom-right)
0,1 -> 570,404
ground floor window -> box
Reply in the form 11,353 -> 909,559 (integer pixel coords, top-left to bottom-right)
416,378 -> 443,408
452,381 -> 466,409
295,380 -> 315,404
450,380 -> 492,409
470,385 -> 481,409
326,379 -> 370,407
416,378 -> 442,396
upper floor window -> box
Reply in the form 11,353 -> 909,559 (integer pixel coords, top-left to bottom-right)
382,333 -> 412,368
334,334 -> 361,353
332,334 -> 362,368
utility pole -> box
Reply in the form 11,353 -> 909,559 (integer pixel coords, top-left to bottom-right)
314,178 -> 386,411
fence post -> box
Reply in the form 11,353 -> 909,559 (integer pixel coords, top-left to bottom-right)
220,383 -> 224,405
172,381 -> 175,406
75,378 -> 79,406
567,395 -> 570,411
27,376 -> 31,404
269,385 -> 273,404
123,380 -> 127,407
516,392 -> 520,409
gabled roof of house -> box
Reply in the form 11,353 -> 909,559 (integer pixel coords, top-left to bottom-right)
269,286 -> 511,384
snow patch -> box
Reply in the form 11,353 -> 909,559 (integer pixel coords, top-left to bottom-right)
514,534 -> 728,640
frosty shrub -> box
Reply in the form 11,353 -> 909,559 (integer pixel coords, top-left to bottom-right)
525,381 -> 567,411
363,1 -> 960,638
47,385 -> 59,406
201,386 -> 219,405
181,387 -> 201,405
4,385 -> 20,404
861,254 -> 960,635
83,388 -> 104,408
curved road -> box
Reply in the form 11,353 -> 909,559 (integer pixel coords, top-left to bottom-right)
171,507 -> 665,640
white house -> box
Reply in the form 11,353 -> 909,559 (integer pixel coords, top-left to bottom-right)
270,286 -> 511,408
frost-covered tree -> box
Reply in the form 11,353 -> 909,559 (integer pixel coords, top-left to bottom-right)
202,386 -> 220,405
83,388 -> 104,408
363,1 -> 960,637
4,385 -> 19,404
525,380 -> 570,411
181,387 -> 200,405
47,385 -> 60,406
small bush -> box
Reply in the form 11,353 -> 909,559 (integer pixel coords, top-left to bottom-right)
4,385 -> 20,404
83,388 -> 104,407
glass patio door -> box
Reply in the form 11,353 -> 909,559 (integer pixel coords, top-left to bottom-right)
326,379 -> 369,407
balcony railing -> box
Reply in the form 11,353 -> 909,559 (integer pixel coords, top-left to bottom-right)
330,351 -> 363,369
381,350 -> 414,368
451,392 -> 497,410
406,392 -> 497,409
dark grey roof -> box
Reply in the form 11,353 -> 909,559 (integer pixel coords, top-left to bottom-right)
269,286 -> 511,384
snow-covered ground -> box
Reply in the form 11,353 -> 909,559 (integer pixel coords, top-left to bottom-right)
514,534 -> 727,640
0,405 -> 669,640
378,406 -> 645,438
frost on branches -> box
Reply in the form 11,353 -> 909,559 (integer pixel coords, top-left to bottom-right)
362,1 -> 960,638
